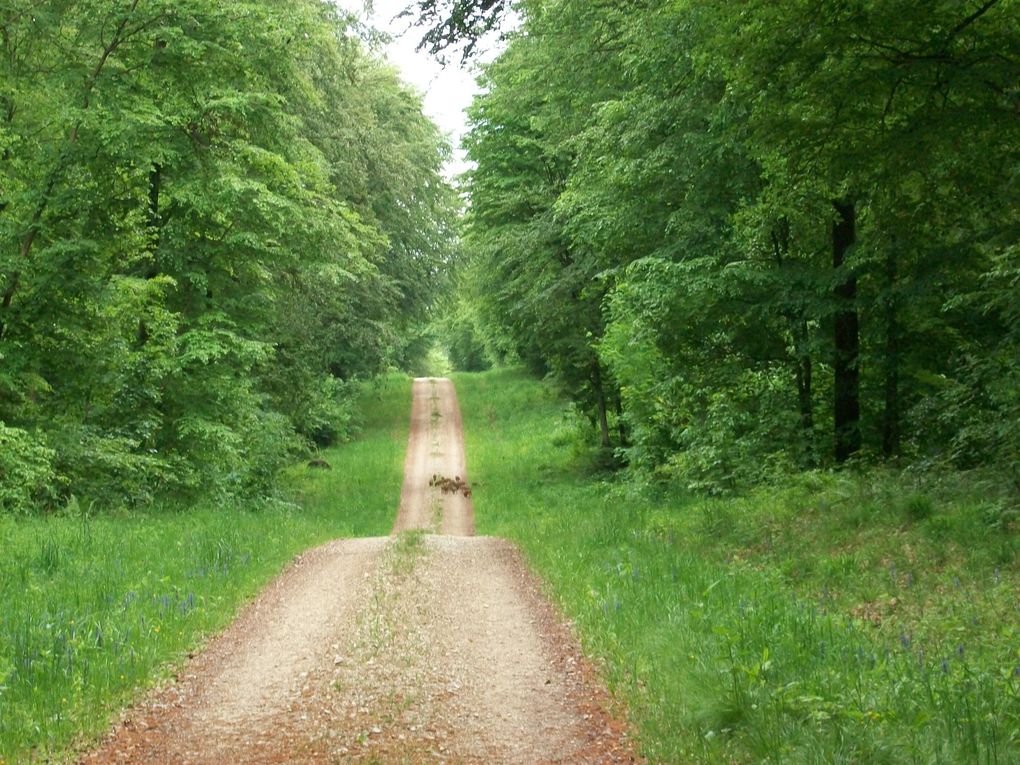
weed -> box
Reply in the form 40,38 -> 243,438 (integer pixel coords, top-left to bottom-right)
390,530 -> 426,576
902,493 -> 935,523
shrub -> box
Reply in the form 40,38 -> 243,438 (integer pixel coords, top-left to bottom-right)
0,423 -> 57,514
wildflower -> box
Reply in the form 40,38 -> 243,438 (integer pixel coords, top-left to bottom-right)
956,644 -> 965,658
941,659 -> 949,674
899,633 -> 912,650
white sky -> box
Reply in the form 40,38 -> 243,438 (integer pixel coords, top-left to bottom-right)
335,0 -> 506,180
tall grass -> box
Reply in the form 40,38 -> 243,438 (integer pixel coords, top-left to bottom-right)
0,375 -> 410,763
455,368 -> 1020,764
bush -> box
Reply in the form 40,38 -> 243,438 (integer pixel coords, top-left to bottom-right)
296,376 -> 357,448
48,426 -> 167,508
0,423 -> 57,514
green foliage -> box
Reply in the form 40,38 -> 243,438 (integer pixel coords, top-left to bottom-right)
438,297 -> 492,372
408,0 -> 510,61
0,375 -> 408,762
457,368 -> 1020,764
461,0 -> 1020,487
0,1 -> 456,512
0,424 -> 56,514
461,3 -> 632,443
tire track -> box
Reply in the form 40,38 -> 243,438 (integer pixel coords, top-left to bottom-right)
392,378 -> 475,536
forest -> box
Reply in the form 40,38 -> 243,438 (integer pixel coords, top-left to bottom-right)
3,0 -> 1017,513
452,0 -> 1020,498
1,0 -> 1019,762
1,0 -> 457,513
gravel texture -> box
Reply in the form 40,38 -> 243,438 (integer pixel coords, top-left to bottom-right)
80,378 -> 641,764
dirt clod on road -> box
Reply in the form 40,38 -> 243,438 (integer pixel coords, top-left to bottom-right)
81,378 -> 641,764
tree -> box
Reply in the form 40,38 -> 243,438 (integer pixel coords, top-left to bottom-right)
460,0 -> 1020,486
404,0 -> 510,61
462,0 -> 639,449
0,0 -> 456,509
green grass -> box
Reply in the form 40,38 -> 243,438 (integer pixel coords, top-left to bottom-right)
455,367 -> 1020,764
0,374 -> 410,763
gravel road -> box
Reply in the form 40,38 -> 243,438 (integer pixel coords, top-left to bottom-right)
81,378 -> 640,764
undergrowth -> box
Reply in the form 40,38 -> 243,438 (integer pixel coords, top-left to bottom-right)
0,375 -> 409,763
455,367 -> 1020,764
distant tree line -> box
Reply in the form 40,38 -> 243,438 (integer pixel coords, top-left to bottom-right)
0,0 -> 457,512
459,0 -> 1020,491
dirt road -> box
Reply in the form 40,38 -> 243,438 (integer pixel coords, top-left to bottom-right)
392,378 -> 474,536
82,378 -> 639,764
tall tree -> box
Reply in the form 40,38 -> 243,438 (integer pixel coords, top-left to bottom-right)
461,0 -> 1020,487
0,0 -> 456,510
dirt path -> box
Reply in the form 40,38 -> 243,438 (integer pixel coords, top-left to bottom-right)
82,378 -> 640,764
392,377 -> 474,536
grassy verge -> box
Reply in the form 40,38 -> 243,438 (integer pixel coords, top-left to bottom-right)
0,374 -> 410,763
455,367 -> 1020,764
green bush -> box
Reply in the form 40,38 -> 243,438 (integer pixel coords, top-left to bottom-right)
0,423 -> 57,514
442,300 -> 492,372
295,376 -> 358,448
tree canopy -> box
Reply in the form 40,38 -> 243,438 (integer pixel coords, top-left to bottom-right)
461,0 -> 1020,490
0,0 -> 457,511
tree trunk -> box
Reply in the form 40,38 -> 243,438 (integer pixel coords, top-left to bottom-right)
1,85 -> 14,214
793,318 -> 815,466
137,163 -> 163,346
614,393 -> 627,447
882,246 -> 900,459
832,199 -> 861,463
147,163 -> 162,249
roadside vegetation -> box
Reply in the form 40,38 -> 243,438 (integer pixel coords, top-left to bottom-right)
0,1 -> 455,515
457,0 -> 1019,492
457,368 -> 1019,764
449,5 -> 1020,756
0,376 -> 409,763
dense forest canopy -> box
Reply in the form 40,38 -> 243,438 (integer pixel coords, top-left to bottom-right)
0,0 -> 458,511
458,0 -> 1020,492
3,0 -> 1019,512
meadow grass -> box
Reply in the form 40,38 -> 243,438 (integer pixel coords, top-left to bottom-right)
0,374 -> 410,763
455,367 -> 1020,764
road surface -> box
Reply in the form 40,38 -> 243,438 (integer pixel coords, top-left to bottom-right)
82,378 -> 639,764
